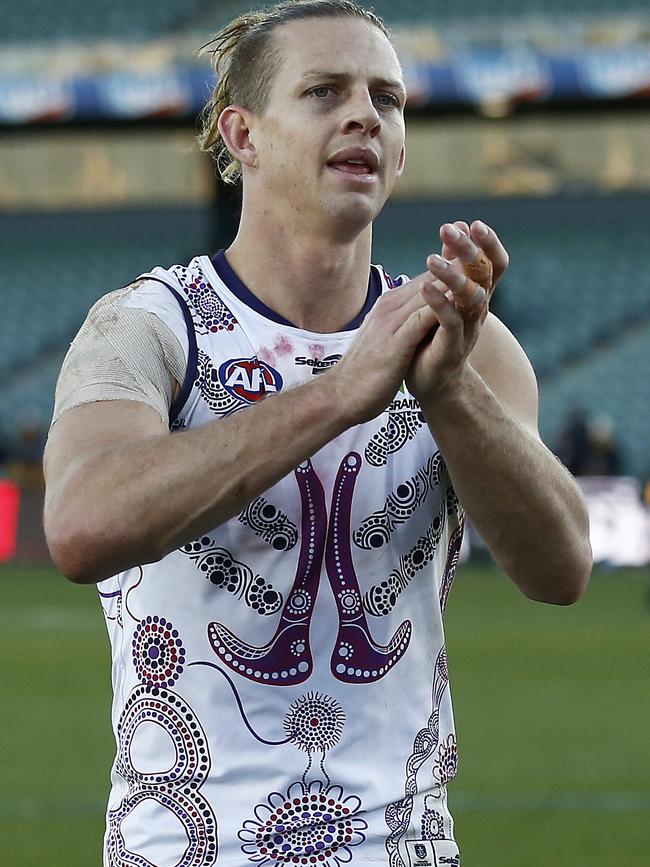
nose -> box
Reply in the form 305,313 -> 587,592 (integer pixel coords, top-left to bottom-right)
341,89 -> 381,137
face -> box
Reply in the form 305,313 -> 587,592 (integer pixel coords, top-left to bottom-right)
245,17 -> 407,236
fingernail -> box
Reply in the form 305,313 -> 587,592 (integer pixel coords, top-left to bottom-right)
444,224 -> 461,240
474,220 -> 488,237
430,254 -> 448,270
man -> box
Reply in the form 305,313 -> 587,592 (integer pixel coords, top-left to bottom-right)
44,2 -> 592,865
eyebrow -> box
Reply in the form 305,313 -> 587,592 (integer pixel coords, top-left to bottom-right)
301,70 -> 407,100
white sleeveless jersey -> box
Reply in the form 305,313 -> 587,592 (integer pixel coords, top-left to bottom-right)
98,252 -> 464,867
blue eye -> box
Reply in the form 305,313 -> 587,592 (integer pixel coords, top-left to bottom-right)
311,86 -> 334,98
375,93 -> 399,108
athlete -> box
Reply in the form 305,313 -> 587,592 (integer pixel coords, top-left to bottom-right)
43,2 -> 592,865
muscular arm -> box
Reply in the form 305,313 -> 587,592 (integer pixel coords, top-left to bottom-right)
408,221 -> 591,604
44,385 -> 345,584
44,271 -> 441,584
422,314 -> 591,604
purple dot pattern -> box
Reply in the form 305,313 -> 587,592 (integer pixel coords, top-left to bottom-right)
132,616 -> 186,689
194,349 -> 242,417
171,262 -> 237,335
106,685 -> 217,866
239,780 -> 366,867
283,692 -> 345,755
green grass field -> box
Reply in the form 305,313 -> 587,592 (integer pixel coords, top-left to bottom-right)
2,562 -> 649,865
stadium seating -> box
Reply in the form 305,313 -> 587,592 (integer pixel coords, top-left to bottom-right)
372,195 -> 650,480
0,208 -> 209,439
3,0 -> 648,43
1,198 -> 648,479
539,321 -> 650,482
1,0 -> 209,42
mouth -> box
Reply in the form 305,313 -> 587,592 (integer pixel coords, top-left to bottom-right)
326,148 -> 380,183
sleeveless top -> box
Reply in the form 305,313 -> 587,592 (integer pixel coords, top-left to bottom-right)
98,252 -> 464,867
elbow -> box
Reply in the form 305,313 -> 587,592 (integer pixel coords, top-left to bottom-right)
46,529 -> 103,585
45,510 -> 165,584
45,512 -> 114,585
525,543 -> 593,607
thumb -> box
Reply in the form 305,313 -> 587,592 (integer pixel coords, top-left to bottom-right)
395,303 -> 440,355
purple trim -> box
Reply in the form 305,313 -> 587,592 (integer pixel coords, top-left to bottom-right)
210,250 -> 382,331
140,276 -> 199,427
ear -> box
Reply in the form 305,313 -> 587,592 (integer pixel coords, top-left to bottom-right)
396,144 -> 406,177
217,106 -> 258,171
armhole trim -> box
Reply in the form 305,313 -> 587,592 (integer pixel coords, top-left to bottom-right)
138,275 -> 198,429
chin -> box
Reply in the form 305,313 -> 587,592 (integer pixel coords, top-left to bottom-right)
324,194 -> 384,234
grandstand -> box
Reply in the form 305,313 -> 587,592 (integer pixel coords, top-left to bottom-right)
1,2 -> 649,481
2,4 -> 649,867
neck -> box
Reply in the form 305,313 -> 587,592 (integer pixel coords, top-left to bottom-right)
225,198 -> 374,333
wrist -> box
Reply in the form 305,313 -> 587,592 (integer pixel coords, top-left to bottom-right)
308,368 -> 358,434
416,364 -> 480,417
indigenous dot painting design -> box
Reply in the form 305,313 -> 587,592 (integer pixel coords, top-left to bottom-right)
239,498 -> 299,551
208,455 -> 412,687
433,735 -> 458,790
326,453 -> 412,684
106,685 -> 217,867
195,348 -> 242,417
238,780 -> 367,867
421,805 -> 445,841
207,459 -> 327,686
363,497 -> 447,618
439,520 -> 464,616
182,537 -> 283,616
132,616 -> 186,689
283,692 -> 345,756
385,647 -> 450,867
365,407 -> 425,468
171,262 -> 237,335
353,453 -> 444,550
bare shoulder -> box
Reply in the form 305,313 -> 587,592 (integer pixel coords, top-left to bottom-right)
469,312 -> 540,436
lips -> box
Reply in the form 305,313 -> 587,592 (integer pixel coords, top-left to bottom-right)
327,147 -> 380,176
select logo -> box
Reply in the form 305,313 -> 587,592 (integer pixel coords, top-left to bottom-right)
294,354 -> 342,374
219,357 -> 283,403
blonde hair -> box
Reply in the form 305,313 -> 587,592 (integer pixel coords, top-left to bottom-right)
197,0 -> 391,185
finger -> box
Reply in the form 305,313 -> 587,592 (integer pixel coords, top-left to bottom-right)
441,221 -> 468,261
395,301 -> 440,349
420,283 -> 465,333
388,271 -> 437,312
469,220 -> 509,287
439,223 -> 494,291
427,254 -> 487,320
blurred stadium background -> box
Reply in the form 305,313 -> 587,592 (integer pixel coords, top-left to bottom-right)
0,0 -> 649,864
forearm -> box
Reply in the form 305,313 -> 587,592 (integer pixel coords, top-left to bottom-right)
421,366 -> 592,604
45,377 -> 346,583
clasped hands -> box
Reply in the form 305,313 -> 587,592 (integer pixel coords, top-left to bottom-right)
404,220 -> 509,402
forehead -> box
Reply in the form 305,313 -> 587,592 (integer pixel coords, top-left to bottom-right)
270,16 -> 403,85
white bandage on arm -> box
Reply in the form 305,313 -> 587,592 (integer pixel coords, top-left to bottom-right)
52,284 -> 187,427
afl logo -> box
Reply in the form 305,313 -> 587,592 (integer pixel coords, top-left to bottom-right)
218,357 -> 283,403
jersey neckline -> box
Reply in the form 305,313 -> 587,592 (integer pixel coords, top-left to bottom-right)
209,250 -> 383,332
